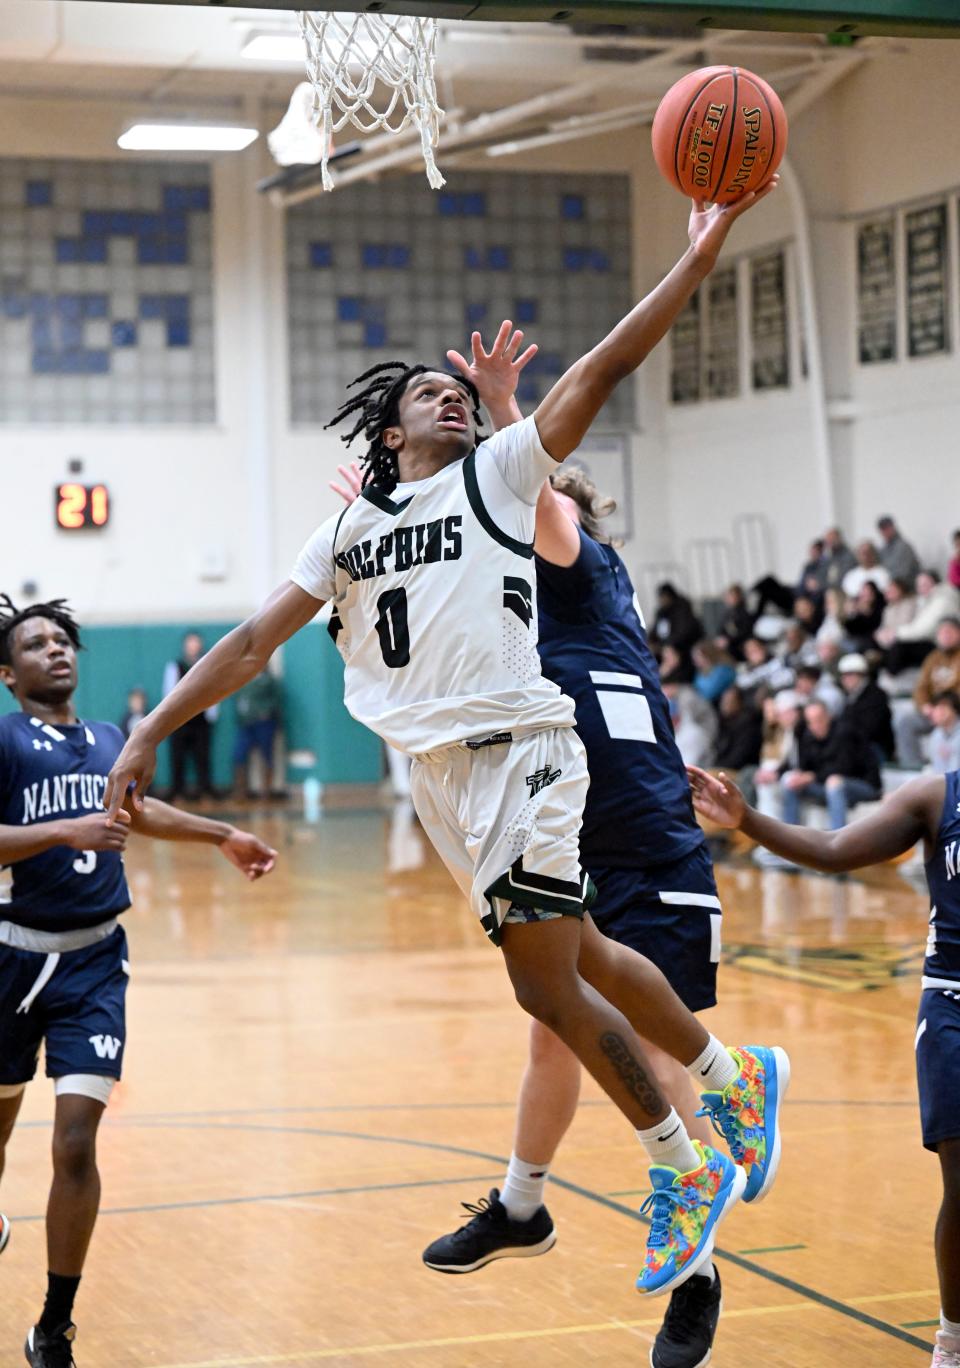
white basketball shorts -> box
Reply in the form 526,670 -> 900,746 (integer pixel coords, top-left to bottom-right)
410,727 -> 594,946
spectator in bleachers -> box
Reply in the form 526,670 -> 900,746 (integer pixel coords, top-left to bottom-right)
120,686 -> 148,739
837,652 -> 894,762
658,641 -> 695,686
817,638 -> 843,676
737,636 -> 794,700
895,617 -> 960,768
793,593 -> 824,638
841,580 -> 885,656
715,583 -> 755,660
779,699 -> 881,830
780,622 -> 820,673
823,527 -> 858,590
874,578 -> 918,655
751,691 -> 804,833
794,664 -> 845,716
949,531 -> 960,592
842,541 -> 891,599
752,539 -> 827,616
876,515 -> 921,586
928,691 -> 960,775
652,581 -> 702,660
715,685 -> 763,775
883,569 -> 960,675
663,682 -> 716,768
692,640 -> 737,706
816,587 -> 847,651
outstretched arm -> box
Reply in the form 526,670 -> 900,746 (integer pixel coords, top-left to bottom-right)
105,580 -> 323,818
126,798 -> 277,880
534,188 -> 777,461
686,766 -> 941,872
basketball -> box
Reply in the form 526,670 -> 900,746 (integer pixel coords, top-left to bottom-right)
651,65 -> 787,204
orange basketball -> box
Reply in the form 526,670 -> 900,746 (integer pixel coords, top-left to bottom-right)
651,65 -> 787,204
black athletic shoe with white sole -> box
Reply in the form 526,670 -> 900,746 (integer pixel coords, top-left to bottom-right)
422,1188 -> 556,1273
0,1211 -> 10,1254
651,1268 -> 722,1368
24,1322 -> 78,1368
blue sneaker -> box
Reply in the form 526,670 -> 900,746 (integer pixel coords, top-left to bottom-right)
698,1045 -> 790,1204
636,1141 -> 746,1297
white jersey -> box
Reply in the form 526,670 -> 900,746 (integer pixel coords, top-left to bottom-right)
291,416 -> 576,755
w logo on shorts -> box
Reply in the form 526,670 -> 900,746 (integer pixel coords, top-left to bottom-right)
88,1034 -> 122,1060
526,765 -> 561,796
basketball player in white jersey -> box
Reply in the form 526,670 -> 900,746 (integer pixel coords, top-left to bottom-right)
105,186 -> 787,1297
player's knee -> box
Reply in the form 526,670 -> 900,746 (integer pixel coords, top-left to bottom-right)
52,1123 -> 98,1182
825,774 -> 844,790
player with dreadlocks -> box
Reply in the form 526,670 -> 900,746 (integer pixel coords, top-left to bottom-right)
105,185 -> 788,1300
0,595 -> 277,1367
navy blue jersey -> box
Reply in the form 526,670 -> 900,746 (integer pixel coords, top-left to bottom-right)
924,770 -> 960,986
0,713 -> 131,932
536,529 -> 703,868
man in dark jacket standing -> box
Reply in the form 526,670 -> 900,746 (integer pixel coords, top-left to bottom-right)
779,699 -> 881,829
838,652 -> 894,762
652,582 -> 703,659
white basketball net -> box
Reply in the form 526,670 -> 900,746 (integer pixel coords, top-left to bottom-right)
297,11 -> 445,191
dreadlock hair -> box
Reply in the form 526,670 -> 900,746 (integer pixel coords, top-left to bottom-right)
325,361 -> 483,494
0,594 -> 82,672
549,466 -> 620,545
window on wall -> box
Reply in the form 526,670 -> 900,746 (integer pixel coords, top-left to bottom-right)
750,249 -> 789,391
0,160 -> 216,425
284,172 -> 636,431
856,196 -> 957,367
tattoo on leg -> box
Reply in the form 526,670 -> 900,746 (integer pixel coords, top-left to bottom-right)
600,1031 -> 665,1115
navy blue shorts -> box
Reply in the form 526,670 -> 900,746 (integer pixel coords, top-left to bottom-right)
589,843 -> 721,1013
916,987 -> 960,1150
0,926 -> 129,1086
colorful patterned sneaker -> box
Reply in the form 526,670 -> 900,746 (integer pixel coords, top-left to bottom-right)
0,1212 -> 10,1254
651,1266 -> 723,1367
422,1189 -> 556,1273
636,1142 -> 745,1298
698,1045 -> 790,1204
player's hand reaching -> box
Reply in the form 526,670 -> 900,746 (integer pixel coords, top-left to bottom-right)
447,320 -> 538,419
66,808 -> 132,851
687,175 -> 779,265
218,827 -> 278,881
330,461 -> 363,508
105,733 -> 157,821
686,766 -> 746,829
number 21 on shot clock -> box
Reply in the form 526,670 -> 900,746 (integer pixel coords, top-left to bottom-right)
55,483 -> 110,531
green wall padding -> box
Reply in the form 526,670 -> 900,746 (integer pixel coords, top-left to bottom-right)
0,620 -> 382,787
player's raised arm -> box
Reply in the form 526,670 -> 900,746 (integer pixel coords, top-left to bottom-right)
104,580 -> 324,819
534,185 -> 777,461
446,320 -> 535,431
686,765 -> 940,873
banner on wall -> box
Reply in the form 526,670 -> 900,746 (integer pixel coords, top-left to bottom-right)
906,202 -> 949,358
750,249 -> 789,391
857,218 -> 897,363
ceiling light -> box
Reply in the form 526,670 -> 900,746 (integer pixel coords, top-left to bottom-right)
118,124 -> 259,152
241,34 -> 306,63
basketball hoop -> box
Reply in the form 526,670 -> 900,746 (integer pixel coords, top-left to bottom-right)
296,10 -> 445,191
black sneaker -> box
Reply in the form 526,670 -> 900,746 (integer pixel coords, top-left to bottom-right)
422,1188 -> 556,1273
24,1323 -> 77,1368
0,1212 -> 10,1254
651,1268 -> 722,1368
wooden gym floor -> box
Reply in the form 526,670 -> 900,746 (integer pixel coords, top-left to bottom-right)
0,794 -> 941,1366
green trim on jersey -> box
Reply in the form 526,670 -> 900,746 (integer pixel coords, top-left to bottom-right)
361,486 -> 415,516
462,453 -> 535,560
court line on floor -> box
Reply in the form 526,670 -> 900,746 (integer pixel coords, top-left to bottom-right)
51,1118 -> 933,1357
9,1173 -> 503,1224
146,1301 -> 819,1367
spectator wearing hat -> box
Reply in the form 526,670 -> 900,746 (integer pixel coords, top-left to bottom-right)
838,652 -> 894,762
884,570 -> 960,675
894,617 -> 960,768
842,541 -> 891,600
876,516 -> 921,586
779,699 -> 881,830
928,692 -> 960,775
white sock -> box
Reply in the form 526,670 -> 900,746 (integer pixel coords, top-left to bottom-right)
939,1313 -> 960,1347
500,1152 -> 549,1221
637,1108 -> 701,1175
698,1259 -> 716,1283
687,1035 -> 738,1092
